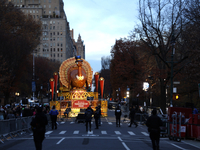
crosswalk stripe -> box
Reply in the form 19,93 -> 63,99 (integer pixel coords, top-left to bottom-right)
73,130 -> 79,134
45,131 -> 53,134
128,131 -> 135,135
115,131 -> 121,135
59,131 -> 66,134
141,132 -> 149,136
108,122 -> 112,125
101,131 -> 107,134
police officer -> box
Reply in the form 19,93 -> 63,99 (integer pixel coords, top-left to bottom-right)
49,105 -> 58,130
146,108 -> 163,150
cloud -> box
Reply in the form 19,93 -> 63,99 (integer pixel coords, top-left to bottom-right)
64,0 -> 139,71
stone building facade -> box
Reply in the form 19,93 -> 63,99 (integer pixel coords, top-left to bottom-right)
7,0 -> 85,62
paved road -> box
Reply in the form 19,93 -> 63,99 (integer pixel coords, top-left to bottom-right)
0,110 -> 200,150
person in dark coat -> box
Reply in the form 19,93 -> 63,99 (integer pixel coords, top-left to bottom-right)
94,106 -> 100,129
146,108 -> 163,150
31,107 -> 48,150
98,105 -> 101,126
115,105 -> 122,127
49,105 -> 59,130
128,106 -> 138,127
84,105 -> 93,132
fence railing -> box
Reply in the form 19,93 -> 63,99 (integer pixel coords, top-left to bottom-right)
0,114 -> 52,144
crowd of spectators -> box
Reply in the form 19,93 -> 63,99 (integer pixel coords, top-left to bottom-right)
0,103 -> 50,120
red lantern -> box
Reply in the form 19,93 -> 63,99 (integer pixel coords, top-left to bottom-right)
49,78 -> 54,101
53,72 -> 58,92
99,77 -> 104,99
94,72 -> 99,92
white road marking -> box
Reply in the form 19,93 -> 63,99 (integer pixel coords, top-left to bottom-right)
115,131 -> 121,135
101,131 -> 107,134
118,137 -> 123,141
56,138 -> 65,144
128,131 -> 135,135
122,142 -> 130,150
182,141 -> 200,149
108,122 -> 112,125
59,131 -> 66,134
88,131 -> 93,134
73,130 -> 79,134
141,132 -> 149,136
60,122 -> 65,124
70,122 -> 75,124
45,131 -> 53,134
171,143 -> 188,150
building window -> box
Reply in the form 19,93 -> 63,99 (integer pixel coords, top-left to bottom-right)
61,54 -> 62,57
51,54 -> 52,57
44,5 -> 46,8
61,43 -> 62,47
53,43 -> 55,46
49,11 -> 51,14
54,54 -> 55,57
53,37 -> 55,41
54,48 -> 55,51
49,5 -> 51,8
57,43 -> 59,46
60,37 -> 62,41
53,26 -> 55,29
36,10 -> 38,13
57,37 -> 59,41
57,54 -> 59,57
61,48 -> 63,52
44,11 -> 46,14
57,32 -> 59,35
60,32 -> 62,35
49,0 -> 51,3
51,48 -> 52,51
30,10 -> 32,13
53,32 -> 55,35
58,48 -> 59,51
33,10 -> 35,13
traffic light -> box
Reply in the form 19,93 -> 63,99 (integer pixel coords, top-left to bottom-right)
173,94 -> 180,100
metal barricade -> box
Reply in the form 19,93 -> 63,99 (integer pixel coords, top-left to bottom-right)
135,113 -> 149,124
0,116 -> 33,140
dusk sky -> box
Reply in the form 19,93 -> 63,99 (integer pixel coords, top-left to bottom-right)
64,0 -> 139,73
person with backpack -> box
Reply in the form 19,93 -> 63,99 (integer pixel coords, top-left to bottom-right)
85,105 -> 93,132
49,105 -> 59,130
30,107 -> 48,150
94,106 -> 100,129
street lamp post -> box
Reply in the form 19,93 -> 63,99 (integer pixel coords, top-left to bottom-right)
170,24 -> 176,107
143,82 -> 149,111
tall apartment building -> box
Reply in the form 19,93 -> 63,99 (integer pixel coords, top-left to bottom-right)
7,0 -> 85,62
70,29 -> 85,59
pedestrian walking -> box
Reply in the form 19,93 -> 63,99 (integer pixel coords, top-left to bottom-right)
49,105 -> 59,130
146,108 -> 163,150
98,105 -> 101,126
30,107 -> 48,150
94,106 -> 100,129
128,106 -> 138,127
84,105 -> 93,132
115,105 -> 122,127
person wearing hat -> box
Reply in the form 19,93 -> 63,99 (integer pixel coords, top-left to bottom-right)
49,105 -> 59,130
146,108 -> 163,150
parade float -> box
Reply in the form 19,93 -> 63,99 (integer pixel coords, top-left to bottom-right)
49,56 -> 107,118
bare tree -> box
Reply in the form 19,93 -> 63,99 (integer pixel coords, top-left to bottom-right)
133,0 -> 191,112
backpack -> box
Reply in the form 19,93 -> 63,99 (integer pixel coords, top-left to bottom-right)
85,109 -> 92,120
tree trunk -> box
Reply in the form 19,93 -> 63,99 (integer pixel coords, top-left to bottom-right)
160,78 -> 166,114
